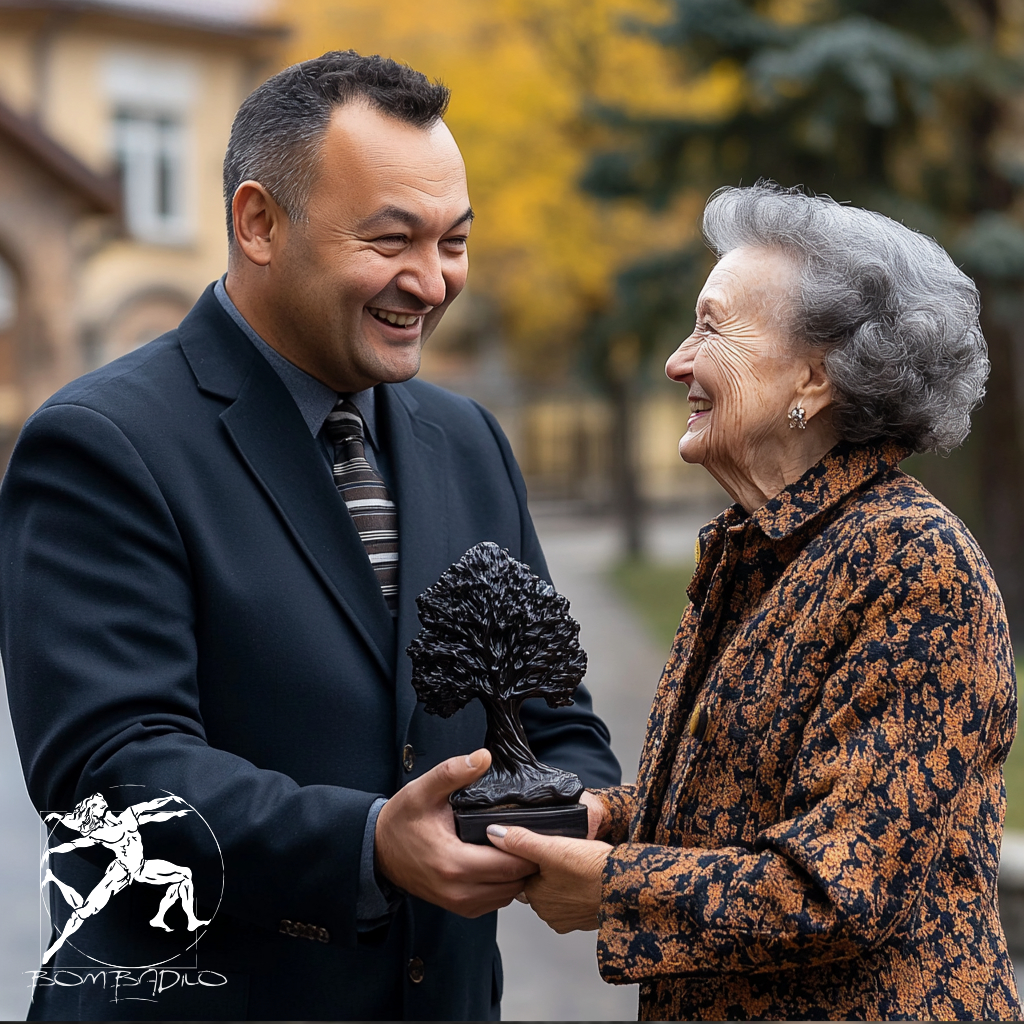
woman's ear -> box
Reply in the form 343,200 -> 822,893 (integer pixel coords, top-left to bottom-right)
795,353 -> 833,421
231,180 -> 287,268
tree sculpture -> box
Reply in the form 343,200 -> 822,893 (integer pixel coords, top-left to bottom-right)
407,541 -> 590,843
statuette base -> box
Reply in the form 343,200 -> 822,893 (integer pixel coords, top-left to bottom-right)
454,802 -> 588,845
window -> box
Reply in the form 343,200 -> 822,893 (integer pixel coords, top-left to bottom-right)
102,51 -> 196,245
113,110 -> 188,243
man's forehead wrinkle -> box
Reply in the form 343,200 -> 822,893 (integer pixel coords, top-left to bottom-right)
354,203 -> 474,235
356,205 -> 426,232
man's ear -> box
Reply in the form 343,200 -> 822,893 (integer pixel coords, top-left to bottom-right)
231,180 -> 286,268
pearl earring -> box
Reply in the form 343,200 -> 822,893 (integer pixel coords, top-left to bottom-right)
788,405 -> 807,430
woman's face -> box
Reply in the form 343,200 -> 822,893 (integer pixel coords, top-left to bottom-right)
666,247 -> 818,497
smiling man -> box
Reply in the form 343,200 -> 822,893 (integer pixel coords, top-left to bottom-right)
0,52 -> 619,1021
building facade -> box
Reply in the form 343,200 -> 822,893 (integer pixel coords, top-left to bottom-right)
0,0 -> 283,452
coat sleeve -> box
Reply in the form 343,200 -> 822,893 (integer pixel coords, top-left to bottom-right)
472,400 -> 622,789
597,517 -> 1016,982
0,403 -> 382,948
592,785 -> 637,843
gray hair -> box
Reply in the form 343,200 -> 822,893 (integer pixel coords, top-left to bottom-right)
702,182 -> 988,453
223,51 -> 450,242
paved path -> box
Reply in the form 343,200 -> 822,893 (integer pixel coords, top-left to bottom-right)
496,510 -> 707,1022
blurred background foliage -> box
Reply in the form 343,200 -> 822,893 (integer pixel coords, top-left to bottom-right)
284,0 -> 716,382
580,0 -> 1024,618
284,0 -> 1024,635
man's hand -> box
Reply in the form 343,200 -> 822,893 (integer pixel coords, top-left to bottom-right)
374,748 -> 539,918
485,825 -> 612,933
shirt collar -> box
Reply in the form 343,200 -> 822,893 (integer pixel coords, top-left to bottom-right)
213,276 -> 379,449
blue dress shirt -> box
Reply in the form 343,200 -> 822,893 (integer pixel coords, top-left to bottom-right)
214,277 -> 394,927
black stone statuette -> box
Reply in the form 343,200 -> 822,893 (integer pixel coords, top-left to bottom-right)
407,542 -> 590,844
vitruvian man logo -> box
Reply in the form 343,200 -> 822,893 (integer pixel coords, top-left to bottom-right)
40,787 -> 223,970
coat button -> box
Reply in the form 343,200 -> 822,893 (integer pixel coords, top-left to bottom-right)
408,956 -> 425,983
688,702 -> 709,741
402,745 -> 415,773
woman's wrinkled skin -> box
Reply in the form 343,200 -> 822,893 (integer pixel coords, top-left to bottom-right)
488,245 -> 842,929
669,246 -> 837,512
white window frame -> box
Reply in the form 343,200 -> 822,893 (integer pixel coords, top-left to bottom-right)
102,51 -> 197,246
113,109 -> 190,244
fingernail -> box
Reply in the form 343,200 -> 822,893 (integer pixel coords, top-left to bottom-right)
486,824 -> 507,838
465,754 -> 478,768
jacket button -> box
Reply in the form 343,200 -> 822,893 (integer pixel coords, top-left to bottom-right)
402,744 -> 415,773
408,956 -> 425,983
688,702 -> 709,741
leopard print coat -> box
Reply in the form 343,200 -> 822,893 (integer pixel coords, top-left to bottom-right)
594,441 -> 1021,1021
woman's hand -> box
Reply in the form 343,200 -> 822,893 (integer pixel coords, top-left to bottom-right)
486,824 -> 612,933
580,790 -> 606,839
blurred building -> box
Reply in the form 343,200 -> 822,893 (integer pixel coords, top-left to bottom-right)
0,0 -> 709,516
0,0 -> 283,460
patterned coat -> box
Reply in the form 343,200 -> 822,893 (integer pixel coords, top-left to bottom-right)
594,441 -> 1022,1021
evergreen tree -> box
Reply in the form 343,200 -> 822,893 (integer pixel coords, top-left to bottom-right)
584,0 -> 1024,634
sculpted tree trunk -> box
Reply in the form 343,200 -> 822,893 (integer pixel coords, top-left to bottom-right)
478,694 -> 536,776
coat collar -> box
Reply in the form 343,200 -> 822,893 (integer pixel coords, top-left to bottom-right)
178,284 -> 254,401
750,439 -> 912,541
382,384 -> 449,741
689,440 -> 910,605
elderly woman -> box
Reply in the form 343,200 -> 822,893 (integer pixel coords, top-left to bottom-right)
487,182 -> 1022,1021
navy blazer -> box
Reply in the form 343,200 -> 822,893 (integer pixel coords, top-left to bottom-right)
0,286 -> 620,1021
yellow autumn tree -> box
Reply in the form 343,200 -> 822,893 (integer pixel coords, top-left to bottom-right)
274,0 -> 741,381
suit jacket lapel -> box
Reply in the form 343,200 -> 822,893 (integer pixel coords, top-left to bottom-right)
183,300 -> 397,680
379,384 -> 450,743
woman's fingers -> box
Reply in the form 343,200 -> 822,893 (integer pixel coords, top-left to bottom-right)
487,825 -> 613,933
580,791 -> 605,840
453,842 -> 539,882
486,824 -> 586,864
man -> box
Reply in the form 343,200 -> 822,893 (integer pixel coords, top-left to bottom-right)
1,52 -> 619,1020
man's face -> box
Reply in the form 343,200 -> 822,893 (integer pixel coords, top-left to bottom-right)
262,102 -> 472,393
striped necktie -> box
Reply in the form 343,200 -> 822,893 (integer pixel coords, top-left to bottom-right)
324,399 -> 399,616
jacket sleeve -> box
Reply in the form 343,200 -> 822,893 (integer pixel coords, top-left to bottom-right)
473,400 -> 622,790
592,785 -> 637,843
0,403 -> 383,948
597,518 -> 1016,982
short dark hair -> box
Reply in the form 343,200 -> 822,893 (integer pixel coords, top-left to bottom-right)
223,50 -> 450,241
